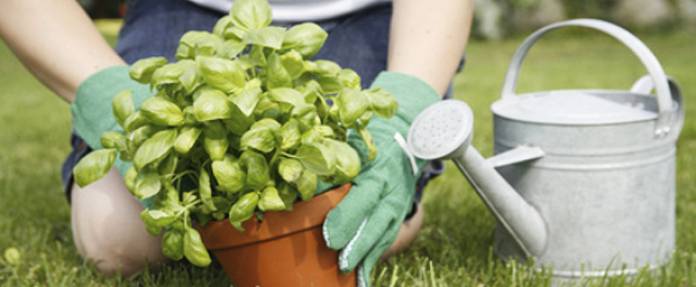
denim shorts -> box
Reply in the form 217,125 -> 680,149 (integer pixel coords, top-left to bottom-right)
62,0 -> 448,215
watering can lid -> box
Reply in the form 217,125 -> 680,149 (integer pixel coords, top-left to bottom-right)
491,90 -> 658,125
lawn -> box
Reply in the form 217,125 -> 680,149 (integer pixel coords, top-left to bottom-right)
0,23 -> 694,286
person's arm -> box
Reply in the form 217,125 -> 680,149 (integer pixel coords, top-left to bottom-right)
0,0 -> 124,102
389,0 -> 473,95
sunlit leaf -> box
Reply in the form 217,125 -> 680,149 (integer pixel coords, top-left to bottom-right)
230,0 -> 272,30
141,97 -> 185,126
193,89 -> 232,121
258,186 -> 286,211
133,129 -> 177,170
212,155 -> 246,193
73,149 -> 117,187
130,57 -> 168,83
282,23 -> 327,58
228,192 -> 259,231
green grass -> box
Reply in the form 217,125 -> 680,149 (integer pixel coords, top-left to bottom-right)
1,27 -> 695,286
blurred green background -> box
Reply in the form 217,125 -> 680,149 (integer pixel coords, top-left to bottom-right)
1,2 -> 695,286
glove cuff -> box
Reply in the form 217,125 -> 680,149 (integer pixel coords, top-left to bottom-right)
71,65 -> 150,149
370,71 -> 441,124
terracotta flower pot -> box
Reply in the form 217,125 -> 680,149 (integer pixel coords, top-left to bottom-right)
198,184 -> 356,287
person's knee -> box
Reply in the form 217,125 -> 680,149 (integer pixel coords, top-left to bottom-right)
74,208 -> 166,277
70,169 -> 166,277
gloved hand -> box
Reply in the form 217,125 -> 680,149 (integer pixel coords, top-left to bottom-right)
71,65 -> 152,175
322,72 -> 440,287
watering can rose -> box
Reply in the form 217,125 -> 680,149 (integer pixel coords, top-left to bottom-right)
72,0 -> 397,267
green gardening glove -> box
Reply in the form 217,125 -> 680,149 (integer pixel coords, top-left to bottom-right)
322,72 -> 440,287
71,65 -> 152,175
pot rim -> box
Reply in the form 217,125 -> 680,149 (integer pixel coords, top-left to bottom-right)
199,184 -> 351,250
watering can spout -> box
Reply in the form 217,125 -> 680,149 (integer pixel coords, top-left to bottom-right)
406,99 -> 548,258
455,146 -> 548,257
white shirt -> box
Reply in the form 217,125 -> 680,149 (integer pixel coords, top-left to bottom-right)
188,0 -> 390,22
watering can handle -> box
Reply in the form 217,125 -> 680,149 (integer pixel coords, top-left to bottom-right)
500,19 -> 673,137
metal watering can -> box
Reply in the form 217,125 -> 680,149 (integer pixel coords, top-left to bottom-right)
406,19 -> 684,280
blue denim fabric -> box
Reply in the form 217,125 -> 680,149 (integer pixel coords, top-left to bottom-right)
62,0 -> 451,211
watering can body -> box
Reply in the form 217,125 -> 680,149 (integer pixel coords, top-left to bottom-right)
407,19 -> 684,281
487,19 -> 684,279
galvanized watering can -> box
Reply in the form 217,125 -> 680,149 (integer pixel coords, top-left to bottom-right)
407,19 -> 684,280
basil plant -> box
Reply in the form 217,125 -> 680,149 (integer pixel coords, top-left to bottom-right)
73,0 -> 397,267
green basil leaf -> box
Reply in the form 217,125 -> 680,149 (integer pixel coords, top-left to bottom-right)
139,209 -> 163,236
358,110 -> 373,127
141,97 -> 185,126
296,142 -> 335,176
73,148 -> 117,187
129,57 -> 168,83
129,125 -> 158,148
315,76 -> 342,94
245,26 -> 285,49
230,81 -> 262,116
266,52 -> 291,89
134,170 -> 162,199
124,165 -> 138,194
222,110 -> 254,136
279,119 -> 301,150
336,88 -> 369,127
213,15 -> 234,38
250,118 -> 282,132
162,229 -> 184,261
100,131 -> 127,151
230,0 -> 272,31
198,168 -> 217,211
158,153 -> 179,176
183,227 -> 212,267
140,209 -> 177,232
313,60 -> 341,77
278,158 -> 303,183
258,186 -> 286,211
338,68 -> 361,89
203,121 -> 229,161
123,111 -> 149,133
268,88 -> 314,116
277,184 -> 298,210
177,31 -> 223,59
177,59 -> 203,94
196,56 -> 246,93
297,110 -> 320,131
365,87 -> 398,118
212,155 -> 246,193
247,45 -> 267,66
228,192 -> 259,231
300,125 -> 334,145
162,180 -> 184,212
183,190 -> 198,206
282,23 -> 328,58
240,150 -> 270,190
133,129 -> 177,170
218,39 -> 246,59
324,139 -> 361,183
240,119 -> 280,153
174,126 -> 201,155
280,50 -> 305,79
112,90 -> 135,127
152,62 -> 186,88
296,170 -> 318,201
193,89 -> 232,121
